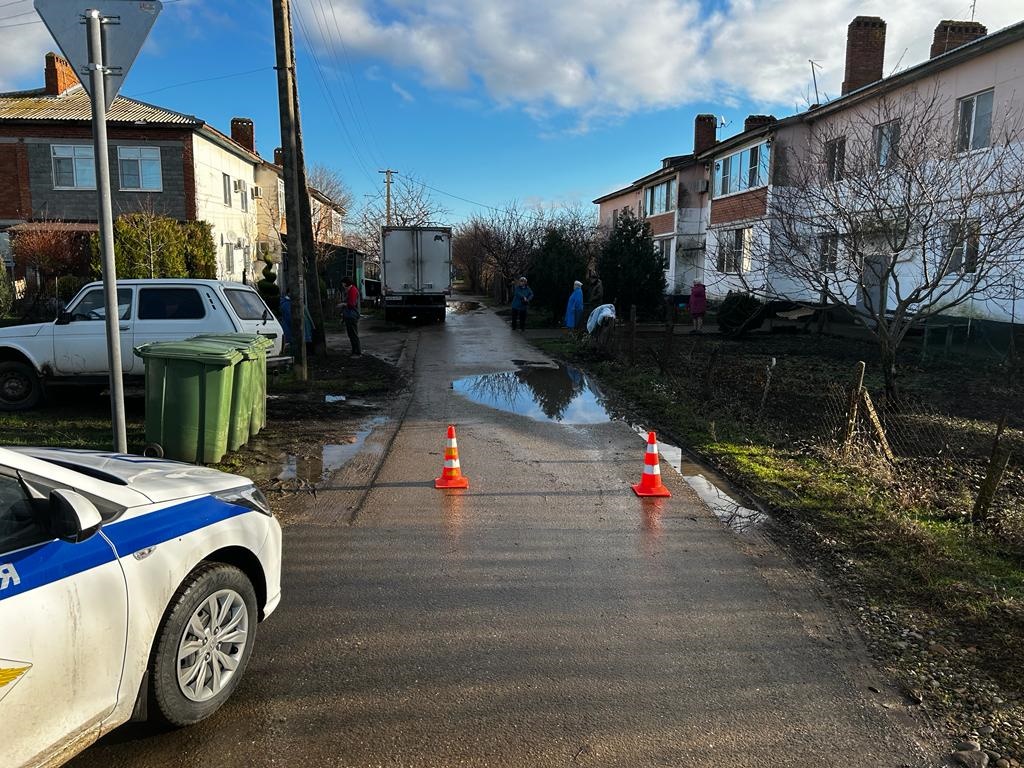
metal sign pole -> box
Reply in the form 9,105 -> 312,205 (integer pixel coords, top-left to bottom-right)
85,8 -> 127,453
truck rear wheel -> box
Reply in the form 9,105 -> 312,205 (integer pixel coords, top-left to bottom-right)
0,361 -> 42,411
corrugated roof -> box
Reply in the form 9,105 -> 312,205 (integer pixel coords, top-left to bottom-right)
0,85 -> 200,125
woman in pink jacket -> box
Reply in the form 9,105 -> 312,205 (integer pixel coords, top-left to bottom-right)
689,280 -> 707,334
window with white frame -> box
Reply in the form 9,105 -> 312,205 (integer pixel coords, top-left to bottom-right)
825,138 -> 845,182
645,179 -> 675,216
117,146 -> 162,191
957,89 -> 994,153
223,173 -> 232,207
51,145 -> 95,189
238,179 -> 249,212
717,227 -> 751,274
225,242 -> 235,274
945,219 -> 980,274
819,233 -> 839,271
713,141 -> 770,197
874,119 -> 901,169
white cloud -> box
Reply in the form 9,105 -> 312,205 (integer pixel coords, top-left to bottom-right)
297,0 -> 1024,123
391,81 -> 414,102
0,21 -> 55,92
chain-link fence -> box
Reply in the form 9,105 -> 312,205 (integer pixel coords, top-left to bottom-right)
588,322 -> 1024,540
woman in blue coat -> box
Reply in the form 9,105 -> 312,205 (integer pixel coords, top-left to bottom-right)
564,280 -> 584,331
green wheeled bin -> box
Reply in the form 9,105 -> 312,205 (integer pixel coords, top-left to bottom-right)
135,340 -> 243,464
192,333 -> 274,438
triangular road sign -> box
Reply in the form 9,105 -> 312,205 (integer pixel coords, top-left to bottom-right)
33,0 -> 163,109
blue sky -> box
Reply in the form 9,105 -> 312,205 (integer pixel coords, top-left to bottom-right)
2,0 -> 1021,223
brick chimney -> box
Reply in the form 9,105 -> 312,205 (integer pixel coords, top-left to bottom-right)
273,147 -> 285,167
743,114 -> 776,133
44,52 -> 80,96
230,117 -> 255,153
694,114 -> 717,155
930,20 -> 987,58
842,16 -> 886,95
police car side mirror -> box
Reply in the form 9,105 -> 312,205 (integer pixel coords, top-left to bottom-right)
49,489 -> 102,543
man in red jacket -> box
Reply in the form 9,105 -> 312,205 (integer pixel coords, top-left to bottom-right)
341,277 -> 362,357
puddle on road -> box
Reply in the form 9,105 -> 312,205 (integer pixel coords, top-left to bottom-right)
636,425 -> 768,534
250,417 -> 385,485
452,363 -> 613,424
447,300 -> 482,314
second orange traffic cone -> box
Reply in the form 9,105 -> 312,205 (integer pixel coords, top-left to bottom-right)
632,431 -> 672,497
435,424 -> 470,489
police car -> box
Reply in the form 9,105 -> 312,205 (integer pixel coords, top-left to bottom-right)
0,447 -> 283,768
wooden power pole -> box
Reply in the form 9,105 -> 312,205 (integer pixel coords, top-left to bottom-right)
272,0 -> 308,381
379,168 -> 396,226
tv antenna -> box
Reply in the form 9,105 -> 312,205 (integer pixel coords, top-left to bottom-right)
809,59 -> 822,105
717,115 -> 730,129
970,0 -> 977,20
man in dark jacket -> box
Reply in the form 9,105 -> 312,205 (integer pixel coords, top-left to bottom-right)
510,277 -> 533,331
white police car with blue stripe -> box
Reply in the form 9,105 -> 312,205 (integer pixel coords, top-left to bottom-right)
0,446 -> 282,768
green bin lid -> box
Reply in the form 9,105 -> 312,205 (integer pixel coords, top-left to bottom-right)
134,339 -> 244,365
191,333 -> 275,352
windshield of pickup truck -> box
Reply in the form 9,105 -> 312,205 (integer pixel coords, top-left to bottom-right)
224,288 -> 270,320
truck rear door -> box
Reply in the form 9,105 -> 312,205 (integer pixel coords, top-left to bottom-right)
383,228 -> 418,293
418,229 -> 452,294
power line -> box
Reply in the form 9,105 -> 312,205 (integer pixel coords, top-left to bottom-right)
0,18 -> 39,28
290,1 -> 377,185
311,0 -> 386,167
127,66 -> 274,97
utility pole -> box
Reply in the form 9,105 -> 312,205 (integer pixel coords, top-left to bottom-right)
379,168 -> 396,226
272,0 -> 307,381
290,72 -> 326,356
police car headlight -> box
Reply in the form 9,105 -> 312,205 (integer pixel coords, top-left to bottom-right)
215,485 -> 273,516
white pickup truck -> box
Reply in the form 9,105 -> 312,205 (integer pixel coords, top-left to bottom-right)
0,279 -> 284,411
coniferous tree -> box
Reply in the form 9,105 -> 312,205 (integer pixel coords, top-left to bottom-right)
597,209 -> 666,317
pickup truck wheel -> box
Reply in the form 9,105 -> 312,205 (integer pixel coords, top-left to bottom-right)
150,563 -> 258,726
0,361 -> 41,411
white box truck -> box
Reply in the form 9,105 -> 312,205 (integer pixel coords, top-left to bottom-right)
381,226 -> 453,322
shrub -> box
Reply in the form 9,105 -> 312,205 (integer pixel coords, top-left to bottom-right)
717,292 -> 765,336
256,253 -> 280,313
182,221 -> 218,279
0,270 -> 11,318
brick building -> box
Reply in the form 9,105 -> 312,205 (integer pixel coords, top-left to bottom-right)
595,15 -> 1024,323
0,52 -> 264,285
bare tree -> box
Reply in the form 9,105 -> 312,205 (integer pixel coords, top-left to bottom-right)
306,163 -> 354,219
754,81 -> 1024,395
347,174 -> 449,262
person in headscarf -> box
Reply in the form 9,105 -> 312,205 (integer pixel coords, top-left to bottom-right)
564,279 -> 584,331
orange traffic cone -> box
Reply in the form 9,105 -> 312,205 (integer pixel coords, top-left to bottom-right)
435,424 -> 470,489
632,431 -> 672,497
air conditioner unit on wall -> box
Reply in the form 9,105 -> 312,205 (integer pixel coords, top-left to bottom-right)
233,179 -> 243,193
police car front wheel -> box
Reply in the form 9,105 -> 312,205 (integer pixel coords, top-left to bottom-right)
150,562 -> 258,726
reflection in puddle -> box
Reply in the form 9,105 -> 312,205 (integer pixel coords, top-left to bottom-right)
452,364 -> 612,424
446,301 -> 482,314
637,427 -> 768,534
252,417 -> 385,485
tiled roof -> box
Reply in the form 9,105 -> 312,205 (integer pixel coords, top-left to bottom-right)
0,85 -> 200,125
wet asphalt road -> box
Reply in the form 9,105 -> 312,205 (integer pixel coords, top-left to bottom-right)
69,302 -> 936,767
